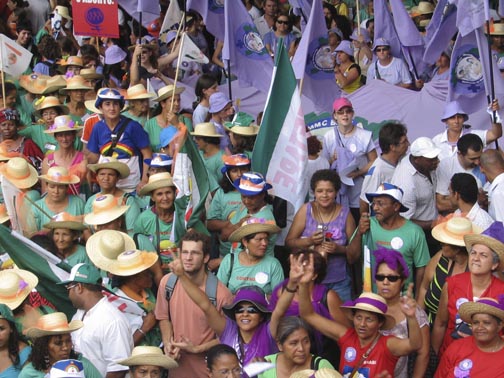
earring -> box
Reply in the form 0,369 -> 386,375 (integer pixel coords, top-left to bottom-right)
245,247 -> 250,254
44,354 -> 50,368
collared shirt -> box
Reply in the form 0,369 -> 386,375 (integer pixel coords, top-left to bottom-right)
432,129 -> 487,161
488,172 -> 504,221
454,203 -> 494,230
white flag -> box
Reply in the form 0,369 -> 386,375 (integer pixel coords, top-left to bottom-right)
180,33 -> 209,64
0,34 -> 32,78
160,0 -> 182,42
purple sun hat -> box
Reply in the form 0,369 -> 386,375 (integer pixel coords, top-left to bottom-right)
222,286 -> 271,320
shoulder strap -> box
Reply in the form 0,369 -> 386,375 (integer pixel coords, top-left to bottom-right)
374,60 -> 381,80
321,287 -> 329,310
106,117 -> 129,156
350,334 -> 381,376
310,356 -> 323,370
228,252 -> 235,283
165,274 -> 178,301
205,272 -> 219,307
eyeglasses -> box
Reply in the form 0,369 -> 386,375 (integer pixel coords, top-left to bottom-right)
42,111 -> 59,118
276,20 -> 289,25
376,47 -> 389,52
65,283 -> 78,291
335,109 -> 354,115
235,306 -> 260,314
375,274 -> 402,282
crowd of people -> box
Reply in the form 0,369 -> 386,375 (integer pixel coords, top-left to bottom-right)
0,0 -> 503,377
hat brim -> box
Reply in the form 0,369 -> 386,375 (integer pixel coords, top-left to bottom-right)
0,214 -> 9,224
84,100 -> 103,114
125,93 -> 156,100
127,44 -> 157,52
44,220 -> 87,231
441,113 -> 469,123
228,223 -> 281,242
105,251 -> 158,276
464,234 -> 504,270
38,174 -> 80,185
190,131 -> 224,138
139,179 -> 175,196
60,85 -> 93,94
34,104 -> 69,118
431,222 -> 482,247
85,231 -> 136,269
25,320 -> 84,338
364,193 -> 409,212
43,125 -> 84,134
81,73 -> 104,80
118,354 -> 178,370
340,304 -> 396,330
0,269 -> 39,310
459,301 -> 504,323
232,178 -> 272,196
154,87 -> 185,102
88,162 -> 130,180
84,204 -> 129,226
0,163 -> 38,189
225,125 -> 259,136
222,298 -> 272,320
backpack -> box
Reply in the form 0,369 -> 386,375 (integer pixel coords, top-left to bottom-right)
165,272 -> 218,307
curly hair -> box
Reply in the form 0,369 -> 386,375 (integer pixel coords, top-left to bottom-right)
31,334 -> 78,371
310,169 -> 341,192
37,35 -> 62,61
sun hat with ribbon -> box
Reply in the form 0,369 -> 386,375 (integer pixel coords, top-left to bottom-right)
0,269 -> 39,310
459,296 -> 504,323
139,172 -> 175,196
49,360 -> 84,378
0,204 -> 9,224
95,87 -> 125,109
224,112 -> 259,136
154,84 -> 185,102
39,166 -> 80,185
91,246 -> 158,276
59,76 -> 92,94
125,84 -> 156,100
87,155 -> 130,179
43,115 -> 83,134
228,218 -> 281,243
34,96 -> 69,118
19,74 -> 67,95
222,285 -> 271,320
340,292 -> 395,329
80,68 -> 103,80
59,56 -> 83,69
191,122 -> 223,138
86,230 -> 136,270
221,154 -> 251,174
465,222 -> 504,271
0,157 -> 38,189
118,346 -> 178,370
25,312 -> 83,338
432,216 -> 482,247
365,182 -> 410,212
84,194 -> 130,225
144,153 -> 173,168
232,172 -> 272,196
44,212 -> 86,231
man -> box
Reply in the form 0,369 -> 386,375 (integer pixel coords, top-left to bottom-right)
436,134 -> 485,213
15,19 -> 38,70
366,37 -> 412,88
449,173 -> 493,229
480,149 -> 504,222
60,263 -> 133,378
254,0 -> 279,38
155,230 -> 233,378
359,183 -> 430,296
360,122 -> 409,214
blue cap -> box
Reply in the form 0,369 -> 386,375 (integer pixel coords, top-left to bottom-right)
159,125 -> 178,148
95,88 -> 125,109
145,153 -> 173,168
50,359 -> 84,378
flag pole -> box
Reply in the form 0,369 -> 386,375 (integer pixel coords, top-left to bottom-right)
0,39 -> 5,108
227,60 -> 232,101
171,12 -> 186,54
356,0 -> 361,32
170,31 -> 186,112
486,20 -> 497,124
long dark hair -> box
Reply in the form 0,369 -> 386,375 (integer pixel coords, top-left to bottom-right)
31,334 -> 78,371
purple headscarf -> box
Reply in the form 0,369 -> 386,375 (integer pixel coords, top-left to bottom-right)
373,247 -> 410,279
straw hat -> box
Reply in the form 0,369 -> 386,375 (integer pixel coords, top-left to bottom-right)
59,56 -> 83,69
60,76 -> 92,94
44,212 -> 86,231
0,157 -> 38,189
154,84 -> 185,102
228,218 -> 281,243
125,84 -> 155,100
465,222 -> 504,270
39,166 -> 80,185
87,156 -> 130,179
224,112 -> 259,136
25,312 -> 83,338
340,292 -> 395,330
290,369 -> 343,378
86,230 -> 136,269
459,297 -> 504,324
0,269 -> 39,310
80,68 -> 103,81
139,172 -> 175,196
84,194 -> 129,225
0,145 -> 11,161
19,74 -> 67,95
190,122 -> 223,138
54,5 -> 72,20
118,346 -> 178,370
489,23 -> 504,36
0,203 -> 9,224
44,115 -> 83,134
410,1 -> 434,16
84,99 -> 102,114
432,217 -> 482,247
92,247 -> 158,276
232,172 -> 272,196
34,96 -> 69,118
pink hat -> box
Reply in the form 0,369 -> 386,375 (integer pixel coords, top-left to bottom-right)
332,97 -> 353,112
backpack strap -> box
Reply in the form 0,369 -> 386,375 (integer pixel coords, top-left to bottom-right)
165,274 -> 179,321
374,60 -> 382,80
205,272 -> 219,307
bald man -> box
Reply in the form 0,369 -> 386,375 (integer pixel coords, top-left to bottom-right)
480,149 -> 504,221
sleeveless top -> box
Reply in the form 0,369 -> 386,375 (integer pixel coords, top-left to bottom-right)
337,63 -> 362,94
302,202 -> 349,284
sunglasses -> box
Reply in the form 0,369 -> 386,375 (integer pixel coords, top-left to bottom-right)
276,20 -> 289,25
235,306 -> 260,314
376,47 -> 389,52
375,274 -> 402,282
335,109 -> 354,115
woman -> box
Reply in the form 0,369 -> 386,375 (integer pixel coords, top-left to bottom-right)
33,35 -> 61,76
224,112 -> 259,157
118,346 -> 178,378
59,76 -> 92,124
0,304 -> 31,378
33,166 -> 84,231
130,44 -> 171,93
206,344 -> 241,378
58,56 -> 83,77
217,218 -> 284,295
432,222 -> 504,356
207,154 -> 251,271
334,41 -> 362,94
373,248 -> 430,378
435,296 -> 504,377
103,44 -> 129,89
285,169 -> 361,302
264,13 -> 296,58
298,254 -> 422,377
260,317 -> 335,378
144,84 -> 192,152
19,312 -> 100,378
43,212 -> 89,267
123,84 -> 155,127
41,115 -> 86,194
430,49 -> 451,82
192,74 -> 219,125
418,217 -> 481,324
350,28 -> 373,78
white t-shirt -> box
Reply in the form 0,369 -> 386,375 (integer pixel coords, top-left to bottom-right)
367,57 -> 412,85
436,154 -> 484,196
360,156 -> 397,203
432,129 -> 487,161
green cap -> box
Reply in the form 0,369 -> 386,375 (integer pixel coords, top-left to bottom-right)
0,304 -> 15,323
59,263 -> 102,286
224,112 -> 255,128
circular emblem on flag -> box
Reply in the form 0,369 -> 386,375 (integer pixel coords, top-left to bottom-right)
455,53 -> 482,83
7,53 -> 16,65
85,8 -> 105,29
451,43 -> 483,95
235,24 -> 270,61
209,0 -> 224,13
306,37 -> 336,79
344,347 -> 357,362
244,31 -> 265,53
312,45 -> 335,72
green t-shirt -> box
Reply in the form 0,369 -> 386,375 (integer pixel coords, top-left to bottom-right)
33,195 -> 85,231
259,354 -> 335,378
19,356 -> 101,378
19,124 -> 83,154
200,149 -> 225,192
144,115 -> 193,152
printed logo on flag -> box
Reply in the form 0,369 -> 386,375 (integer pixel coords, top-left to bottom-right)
209,0 -> 224,13
236,24 -> 269,60
450,44 -> 483,94
306,37 -> 336,79
85,8 -> 105,32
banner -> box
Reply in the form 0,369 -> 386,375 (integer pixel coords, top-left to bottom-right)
0,34 -> 32,78
423,0 -> 457,64
73,0 -> 119,38
180,33 -> 209,64
117,0 -> 160,28
187,0 -> 225,41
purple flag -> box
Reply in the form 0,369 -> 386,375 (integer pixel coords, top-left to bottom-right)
423,0 -> 457,64
450,0 -> 489,36
475,27 -> 504,103
187,0 -> 224,41
117,0 -> 159,27
291,0 -> 340,112
373,0 -> 401,58
222,0 -> 273,94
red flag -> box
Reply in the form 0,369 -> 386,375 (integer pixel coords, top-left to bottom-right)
73,1 -> 119,38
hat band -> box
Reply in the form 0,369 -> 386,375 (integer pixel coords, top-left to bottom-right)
476,298 -> 504,311
36,321 -> 71,331
442,224 -> 475,238
355,297 -> 387,313
7,169 -> 31,180
239,179 -> 265,192
46,174 -> 74,182
0,279 -> 29,299
92,200 -> 121,214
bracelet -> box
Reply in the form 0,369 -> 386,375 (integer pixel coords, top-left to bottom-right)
285,285 -> 298,293
136,328 -> 146,336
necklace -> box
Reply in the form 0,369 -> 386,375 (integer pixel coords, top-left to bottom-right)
314,202 -> 338,231
338,125 -> 355,136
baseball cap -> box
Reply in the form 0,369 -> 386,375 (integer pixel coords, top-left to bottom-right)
410,137 -> 441,158
58,263 -> 102,286
333,97 -> 353,112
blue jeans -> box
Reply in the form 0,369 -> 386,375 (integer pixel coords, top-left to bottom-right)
325,278 -> 352,303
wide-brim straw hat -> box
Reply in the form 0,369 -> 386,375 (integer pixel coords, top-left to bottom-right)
59,56 -> 83,69
290,369 -> 343,378
432,217 -> 482,247
84,194 -> 129,225
96,248 -> 158,276
19,74 -> 67,95
86,230 -> 136,269
190,122 -> 223,138
0,157 -> 38,189
118,346 -> 178,370
25,312 -> 83,338
43,115 -> 83,134
487,23 -> 504,36
39,166 -> 80,185
410,1 -> 434,16
54,5 -> 72,20
60,76 -> 92,94
465,222 -> 504,271
125,84 -> 155,100
154,84 -> 185,102
459,297 -> 504,323
80,68 -> 104,80
225,124 -> 259,136
340,292 -> 395,330
0,269 -> 39,310
43,212 -> 86,231
0,204 -> 9,224
228,218 -> 281,242
88,156 -> 130,179
34,96 -> 69,118
139,172 -> 175,196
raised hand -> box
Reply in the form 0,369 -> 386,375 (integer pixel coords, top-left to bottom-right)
288,253 -> 305,285
299,253 -> 315,284
168,249 -> 185,277
399,283 -> 417,318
